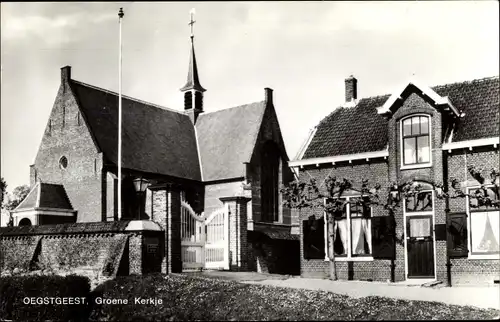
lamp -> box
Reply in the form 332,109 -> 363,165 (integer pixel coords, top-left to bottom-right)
133,177 -> 149,193
133,177 -> 149,219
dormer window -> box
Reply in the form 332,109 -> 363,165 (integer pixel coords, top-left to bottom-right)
401,115 -> 431,168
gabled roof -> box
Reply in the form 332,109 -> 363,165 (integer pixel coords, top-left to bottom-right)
302,76 -> 499,160
378,78 -> 460,118
196,101 -> 267,181
70,80 -> 202,181
14,183 -> 74,211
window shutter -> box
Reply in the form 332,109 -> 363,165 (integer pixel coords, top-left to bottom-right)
302,218 -> 325,260
371,216 -> 396,259
446,212 -> 468,258
303,220 -> 311,259
434,224 -> 447,241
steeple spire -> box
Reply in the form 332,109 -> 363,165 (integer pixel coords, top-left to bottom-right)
180,8 -> 206,93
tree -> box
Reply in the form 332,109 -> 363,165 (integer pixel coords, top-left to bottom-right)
4,184 -> 31,210
4,185 -> 31,227
0,177 -> 6,227
281,166 -> 499,281
0,177 -> 6,209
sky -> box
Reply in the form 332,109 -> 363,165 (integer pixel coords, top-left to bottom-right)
1,1 -> 499,193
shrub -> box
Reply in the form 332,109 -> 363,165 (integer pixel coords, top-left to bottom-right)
0,274 -> 91,321
89,274 -> 500,321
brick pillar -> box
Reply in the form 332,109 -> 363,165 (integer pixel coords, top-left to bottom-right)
151,185 -> 182,274
220,196 -> 251,271
169,186 -> 182,273
129,233 -> 143,275
152,189 -> 168,273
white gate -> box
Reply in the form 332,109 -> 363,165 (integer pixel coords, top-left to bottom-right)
180,202 -> 229,271
204,206 -> 229,270
181,201 -> 205,270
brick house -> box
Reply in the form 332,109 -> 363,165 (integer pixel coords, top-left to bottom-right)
10,33 -> 298,274
290,75 -> 499,285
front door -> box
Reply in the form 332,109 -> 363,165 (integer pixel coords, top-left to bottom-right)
406,215 -> 435,278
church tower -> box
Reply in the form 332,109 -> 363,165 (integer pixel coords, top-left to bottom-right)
180,8 -> 206,124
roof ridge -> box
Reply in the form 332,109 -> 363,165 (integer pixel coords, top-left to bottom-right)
317,76 -> 498,129
431,75 -> 499,90
350,76 -> 499,104
71,80 -> 183,114
200,100 -> 265,116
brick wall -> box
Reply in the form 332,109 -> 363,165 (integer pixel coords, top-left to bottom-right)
389,92 -> 447,282
446,148 -> 500,285
298,160 -> 395,281
32,72 -> 104,222
1,225 -> 163,279
248,99 -> 294,225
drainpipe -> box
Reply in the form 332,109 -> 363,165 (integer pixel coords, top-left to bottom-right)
443,151 -> 452,287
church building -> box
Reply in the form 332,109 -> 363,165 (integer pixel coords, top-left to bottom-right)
10,19 -> 298,275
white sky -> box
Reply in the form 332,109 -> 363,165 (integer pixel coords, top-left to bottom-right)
1,1 -> 499,192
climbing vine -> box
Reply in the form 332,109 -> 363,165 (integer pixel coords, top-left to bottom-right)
281,165 -> 499,280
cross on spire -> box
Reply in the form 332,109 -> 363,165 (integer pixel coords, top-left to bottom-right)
189,8 -> 196,38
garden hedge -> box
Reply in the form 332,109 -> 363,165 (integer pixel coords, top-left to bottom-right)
0,274 -> 90,321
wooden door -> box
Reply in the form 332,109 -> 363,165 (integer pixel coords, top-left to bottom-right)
406,215 -> 435,278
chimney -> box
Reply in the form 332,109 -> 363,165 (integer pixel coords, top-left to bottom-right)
265,87 -> 273,105
61,66 -> 71,93
61,66 -> 71,83
345,75 -> 357,102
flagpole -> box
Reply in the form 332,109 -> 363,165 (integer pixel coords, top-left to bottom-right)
118,8 -> 124,220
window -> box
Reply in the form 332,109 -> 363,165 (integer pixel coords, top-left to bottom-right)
261,141 -> 280,222
303,217 -> 325,260
468,186 -> 499,256
326,196 -> 372,259
401,115 -> 430,166
405,191 -> 433,212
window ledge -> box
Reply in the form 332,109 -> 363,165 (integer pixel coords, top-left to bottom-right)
324,256 -> 374,262
400,163 -> 432,170
467,254 -> 500,260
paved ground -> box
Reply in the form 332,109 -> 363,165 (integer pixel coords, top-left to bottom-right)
183,270 -> 293,281
183,271 -> 500,310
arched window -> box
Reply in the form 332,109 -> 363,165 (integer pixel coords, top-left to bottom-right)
261,141 -> 280,222
401,115 -> 431,167
59,156 -> 68,170
19,218 -> 32,226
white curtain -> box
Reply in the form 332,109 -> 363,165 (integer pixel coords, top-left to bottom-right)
337,218 -> 348,255
489,212 -> 500,248
472,212 -> 500,253
471,212 -> 488,253
361,219 -> 372,254
351,218 -> 363,255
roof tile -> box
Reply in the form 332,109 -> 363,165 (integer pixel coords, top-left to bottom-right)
303,76 -> 499,159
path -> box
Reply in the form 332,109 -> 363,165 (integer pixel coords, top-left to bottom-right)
183,271 -> 500,310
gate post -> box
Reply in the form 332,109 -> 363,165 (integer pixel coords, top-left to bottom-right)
220,196 -> 251,271
151,184 -> 182,274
